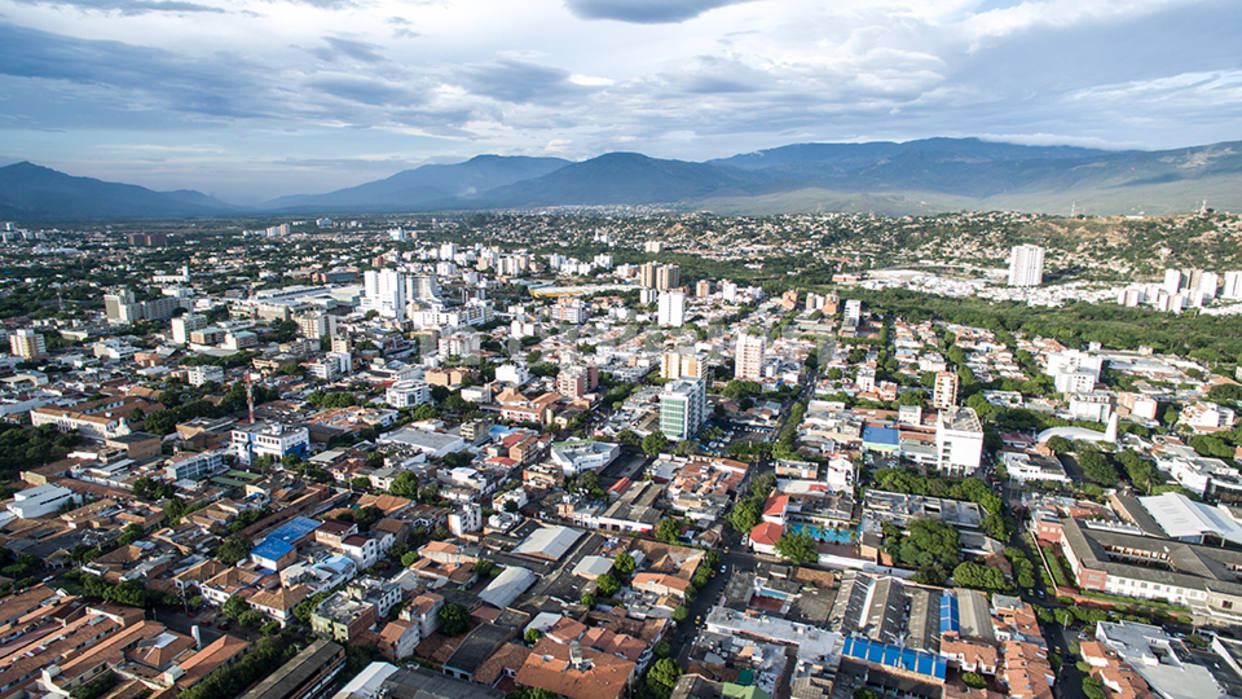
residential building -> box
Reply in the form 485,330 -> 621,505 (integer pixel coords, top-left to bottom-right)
657,291 -> 685,327
363,269 -> 406,321
734,332 -> 765,380
1007,244 -> 1045,287
9,329 -> 45,360
660,351 -> 705,380
385,381 -> 430,409
932,371 -> 958,410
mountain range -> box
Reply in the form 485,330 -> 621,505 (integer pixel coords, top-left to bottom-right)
4,137 -> 1242,220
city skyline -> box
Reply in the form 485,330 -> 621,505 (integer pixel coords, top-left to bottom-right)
1,0 -> 1240,201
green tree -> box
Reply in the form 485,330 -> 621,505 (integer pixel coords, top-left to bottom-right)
952,561 -> 1010,592
437,602 -> 470,636
962,672 -> 986,689
642,432 -> 669,456
580,592 -> 596,607
222,594 -> 248,619
401,551 -> 420,567
774,532 -> 819,565
654,518 -> 681,544
1045,436 -> 1072,454
672,605 -> 688,622
238,609 -> 265,628
614,551 -> 636,575
213,535 -> 253,566
596,573 -> 621,597
646,658 -> 682,698
524,628 -> 542,645
116,523 -> 145,546
390,471 -> 419,498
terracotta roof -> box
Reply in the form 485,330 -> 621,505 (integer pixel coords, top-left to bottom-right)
515,638 -> 635,699
474,642 -> 532,686
749,521 -> 783,547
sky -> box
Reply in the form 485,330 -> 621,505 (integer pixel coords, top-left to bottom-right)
0,0 -> 1240,203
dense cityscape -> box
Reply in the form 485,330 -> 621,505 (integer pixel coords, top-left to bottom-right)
0,211 -> 1238,699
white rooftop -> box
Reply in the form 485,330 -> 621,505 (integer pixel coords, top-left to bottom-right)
514,525 -> 582,561
1139,492 -> 1242,545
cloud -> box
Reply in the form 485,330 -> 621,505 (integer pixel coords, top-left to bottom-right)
305,74 -> 417,105
564,0 -> 751,23
312,36 -> 387,63
8,0 -> 223,13
457,59 -> 587,103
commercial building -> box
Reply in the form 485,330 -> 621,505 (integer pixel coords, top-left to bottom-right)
165,450 -> 226,481
170,313 -> 206,345
231,422 -> 310,466
6,484 -> 80,519
1007,244 -> 1045,287
240,639 -> 345,699
934,407 -> 983,476
385,381 -> 430,409
734,332 -> 766,380
660,378 -> 706,441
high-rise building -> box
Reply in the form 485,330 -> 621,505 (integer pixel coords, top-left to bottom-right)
1162,268 -> 1184,295
104,288 -> 181,325
170,313 -> 206,345
9,329 -> 45,360
550,297 -> 588,324
406,275 -> 441,302
660,378 -> 706,441
721,281 -> 738,303
734,332 -> 765,380
1007,244 -> 1045,287
932,371 -> 959,410
1223,271 -> 1242,300
363,269 -> 406,320
843,299 -> 862,328
661,351 -> 705,380
296,312 -> 337,340
657,291 -> 685,327
695,280 -> 712,297
656,264 -> 680,291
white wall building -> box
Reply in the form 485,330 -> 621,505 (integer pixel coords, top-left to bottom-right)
657,290 -> 685,327
1007,244 -> 1045,287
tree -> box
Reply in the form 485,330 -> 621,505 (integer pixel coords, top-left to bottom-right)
524,628 -> 542,644
642,432 -> 669,456
222,594 -> 248,619
1078,450 -> 1120,486
962,672 -> 987,689
238,609 -> 265,628
774,532 -> 818,565
728,499 -> 761,534
116,523 -> 145,546
952,561 -> 1009,592
596,573 -> 621,597
672,605 -> 688,622
214,535 -> 253,566
654,518 -> 681,544
1046,436 -> 1072,454
401,551 -> 420,567
646,658 -> 682,698
437,602 -> 470,636
390,471 -> 419,498
614,552 -> 636,575
852,690 -> 878,699
580,592 -> 596,607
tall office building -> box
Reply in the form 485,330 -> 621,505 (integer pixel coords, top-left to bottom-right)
734,332 -> 766,380
660,378 -> 706,441
932,371 -> 959,410
406,274 -> 442,302
843,299 -> 862,328
639,262 -> 657,289
1007,244 -> 1045,287
104,289 -> 136,324
657,291 -> 685,327
363,269 -> 406,320
10,329 -> 45,360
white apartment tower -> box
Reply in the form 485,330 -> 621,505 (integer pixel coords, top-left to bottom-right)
364,269 -> 406,321
734,332 -> 766,380
657,291 -> 685,327
1007,244 -> 1045,287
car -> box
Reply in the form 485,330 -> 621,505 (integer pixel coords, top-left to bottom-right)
720,565 -> 727,574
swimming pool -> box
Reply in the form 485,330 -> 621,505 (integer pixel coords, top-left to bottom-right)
787,522 -> 856,543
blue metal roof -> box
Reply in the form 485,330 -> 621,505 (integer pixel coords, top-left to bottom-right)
861,426 -> 900,446
265,515 -> 321,545
841,636 -> 947,680
250,538 -> 295,565
939,593 -> 960,634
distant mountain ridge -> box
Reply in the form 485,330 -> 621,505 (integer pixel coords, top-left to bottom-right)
0,161 -> 236,219
6,137 -> 1242,219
